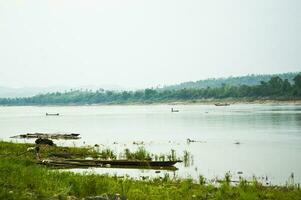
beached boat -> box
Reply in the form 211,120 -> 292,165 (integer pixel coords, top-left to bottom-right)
214,103 -> 230,106
66,159 -> 181,166
38,159 -> 181,169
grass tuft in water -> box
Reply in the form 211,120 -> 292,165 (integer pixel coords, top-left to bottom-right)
124,147 -> 152,160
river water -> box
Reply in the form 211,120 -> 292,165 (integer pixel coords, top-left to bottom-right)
1,104 -> 301,185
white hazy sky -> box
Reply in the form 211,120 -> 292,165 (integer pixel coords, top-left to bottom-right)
0,0 -> 300,88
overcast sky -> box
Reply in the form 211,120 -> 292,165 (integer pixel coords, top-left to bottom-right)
0,0 -> 300,88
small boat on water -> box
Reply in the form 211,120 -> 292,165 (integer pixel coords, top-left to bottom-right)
171,108 -> 179,112
46,113 -> 59,116
214,103 -> 230,106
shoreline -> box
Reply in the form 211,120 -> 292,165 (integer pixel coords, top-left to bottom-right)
1,99 -> 301,107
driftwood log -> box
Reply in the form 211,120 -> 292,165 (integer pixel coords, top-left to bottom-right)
11,133 -> 80,140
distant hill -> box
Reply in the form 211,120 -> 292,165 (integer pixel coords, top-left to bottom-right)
162,72 -> 300,90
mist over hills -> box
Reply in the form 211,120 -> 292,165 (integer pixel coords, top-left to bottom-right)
162,72 -> 300,90
0,85 -> 124,98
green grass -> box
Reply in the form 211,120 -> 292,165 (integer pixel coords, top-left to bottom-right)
124,147 -> 152,161
0,141 -> 301,200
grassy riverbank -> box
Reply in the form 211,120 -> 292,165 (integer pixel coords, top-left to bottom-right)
1,141 -> 300,200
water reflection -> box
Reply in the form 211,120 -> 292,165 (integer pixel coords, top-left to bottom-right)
183,150 -> 193,167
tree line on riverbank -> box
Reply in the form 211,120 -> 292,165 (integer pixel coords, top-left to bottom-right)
0,74 -> 300,105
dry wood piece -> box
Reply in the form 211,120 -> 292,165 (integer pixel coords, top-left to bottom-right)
10,133 -> 81,140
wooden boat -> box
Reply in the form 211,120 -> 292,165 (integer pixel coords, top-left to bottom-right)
46,113 -> 59,116
65,159 -> 181,167
38,159 -> 181,170
10,133 -> 81,140
214,103 -> 230,106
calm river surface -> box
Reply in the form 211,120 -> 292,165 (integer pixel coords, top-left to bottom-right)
1,104 -> 301,185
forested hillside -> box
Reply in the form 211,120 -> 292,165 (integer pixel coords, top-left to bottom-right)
0,74 -> 300,105
162,72 -> 299,90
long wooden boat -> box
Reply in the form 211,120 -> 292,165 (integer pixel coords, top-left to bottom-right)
38,159 -> 181,170
65,159 -> 181,167
46,113 -> 59,116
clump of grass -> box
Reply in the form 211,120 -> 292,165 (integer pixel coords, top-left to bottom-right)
222,172 -> 232,185
152,149 -> 180,161
124,147 -> 151,160
166,149 -> 177,161
49,146 -> 101,159
199,175 -> 206,185
183,150 -> 192,167
159,154 -> 165,161
99,149 -> 116,159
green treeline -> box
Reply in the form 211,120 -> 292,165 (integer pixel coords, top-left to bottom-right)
0,74 -> 301,105
163,72 -> 299,90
